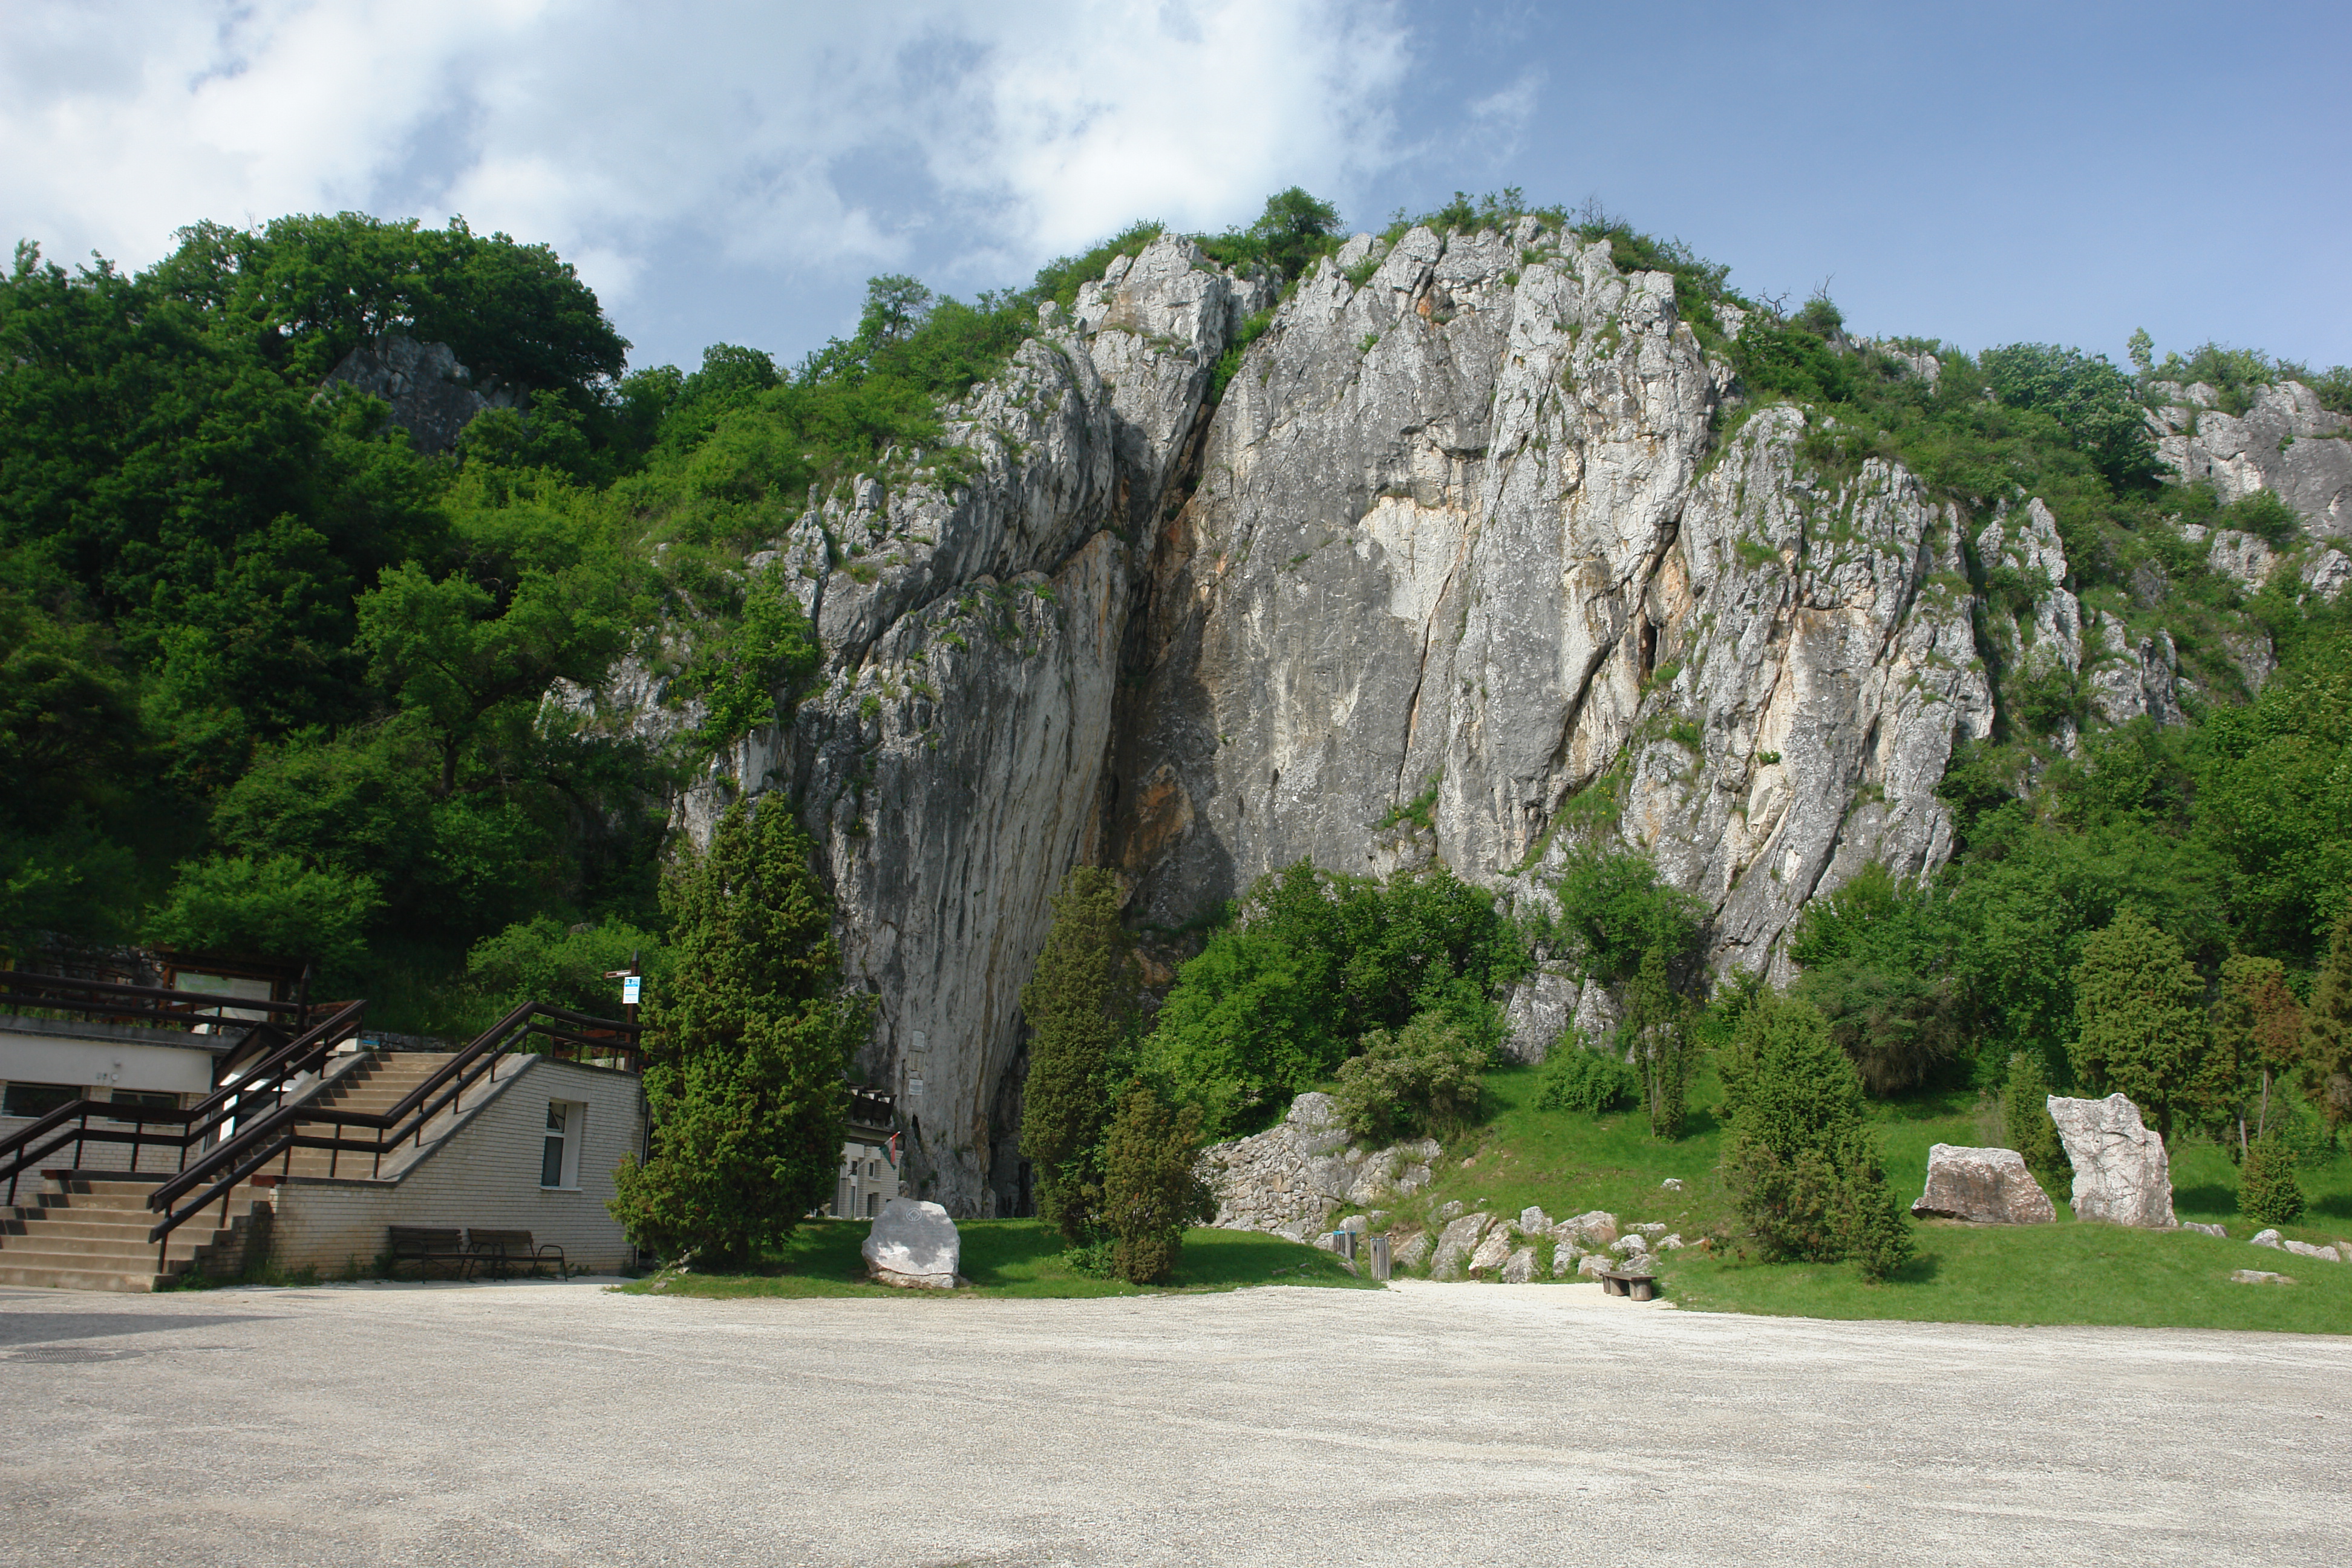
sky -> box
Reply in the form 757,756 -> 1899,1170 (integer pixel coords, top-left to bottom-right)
4,0 -> 2347,377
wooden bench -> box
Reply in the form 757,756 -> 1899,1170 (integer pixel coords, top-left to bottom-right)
467,1229 -> 566,1279
1599,1269 -> 1658,1302
387,1226 -> 474,1281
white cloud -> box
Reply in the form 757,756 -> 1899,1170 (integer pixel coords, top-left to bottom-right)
0,0 -> 1413,307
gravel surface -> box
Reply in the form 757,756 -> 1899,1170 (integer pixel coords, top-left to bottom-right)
2,1276 -> 2345,1566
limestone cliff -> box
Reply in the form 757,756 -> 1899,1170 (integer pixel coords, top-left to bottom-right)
588,226 -> 2342,1217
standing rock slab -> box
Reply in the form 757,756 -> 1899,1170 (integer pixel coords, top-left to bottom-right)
1429,1214 -> 1492,1281
862,1198 -> 962,1289
1910,1144 -> 2057,1224
2048,1094 -> 2177,1228
1467,1226 -> 1516,1278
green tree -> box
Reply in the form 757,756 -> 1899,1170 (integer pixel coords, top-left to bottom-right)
466,915 -> 667,1019
1789,864 -> 1965,1095
1141,860 -> 1526,1137
2207,955 -> 2306,1148
1979,342 -> 2158,488
1099,1085 -> 1213,1285
1719,992 -> 1915,1281
2069,910 -> 2209,1140
2237,1135 -> 2307,1226
146,854 -> 380,982
2302,913 -> 2352,1128
607,797 -> 868,1268
1019,866 -> 1141,1243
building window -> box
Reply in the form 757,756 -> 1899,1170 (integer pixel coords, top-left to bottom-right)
2,1083 -> 78,1119
541,1101 -> 584,1189
102,1090 -> 180,1123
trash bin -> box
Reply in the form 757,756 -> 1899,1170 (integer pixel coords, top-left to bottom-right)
1368,1233 -> 1392,1281
1331,1229 -> 1358,1261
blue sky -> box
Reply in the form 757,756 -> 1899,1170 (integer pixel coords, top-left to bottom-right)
5,0 -> 2346,377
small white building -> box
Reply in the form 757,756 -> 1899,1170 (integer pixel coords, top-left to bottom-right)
826,1088 -> 901,1219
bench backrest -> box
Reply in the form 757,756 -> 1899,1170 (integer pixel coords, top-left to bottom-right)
388,1226 -> 463,1252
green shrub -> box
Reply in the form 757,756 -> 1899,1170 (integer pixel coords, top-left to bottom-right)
1719,992 -> 1915,1281
1534,1036 -> 1641,1114
1331,1010 -> 1487,1140
2003,1051 -> 2069,1190
2238,1135 -> 2306,1225
1019,867 -> 1142,1243
1100,1085 -> 1214,1284
1141,860 -> 1526,1137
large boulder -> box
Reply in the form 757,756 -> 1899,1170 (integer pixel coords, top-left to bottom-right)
1466,1225 -> 1515,1278
1911,1144 -> 2057,1225
1428,1213 -> 1492,1281
861,1197 -> 962,1288
2048,1094 -> 2177,1228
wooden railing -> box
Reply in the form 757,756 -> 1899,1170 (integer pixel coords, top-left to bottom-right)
0,969 -> 307,1033
144,1003 -> 641,1249
0,1001 -> 370,1206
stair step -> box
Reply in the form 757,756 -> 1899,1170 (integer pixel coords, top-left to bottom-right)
0,1262 -> 162,1292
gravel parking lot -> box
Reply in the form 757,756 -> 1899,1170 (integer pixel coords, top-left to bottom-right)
2,1276 -> 2345,1566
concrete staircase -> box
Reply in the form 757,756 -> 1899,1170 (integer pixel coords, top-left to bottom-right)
0,1175 -> 271,1293
0,1051 -> 459,1292
275,1051 -> 457,1178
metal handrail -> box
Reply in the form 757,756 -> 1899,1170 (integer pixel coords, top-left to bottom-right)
145,1004 -> 641,1247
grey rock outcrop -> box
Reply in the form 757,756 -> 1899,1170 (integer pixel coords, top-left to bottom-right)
1109,224 -> 1988,985
1429,1212 -> 1494,1281
2303,549 -> 2352,603
601,223 -> 2325,1220
1198,1094 -> 1437,1238
1467,1225 -> 1515,1278
861,1197 -> 961,1288
665,235 -> 1271,1214
322,336 -> 515,454
2084,614 -> 2186,729
1501,1246 -> 1538,1284
1910,1143 -> 2056,1224
2230,1269 -> 2293,1285
2048,1094 -> 2176,1227
2149,381 -> 2352,538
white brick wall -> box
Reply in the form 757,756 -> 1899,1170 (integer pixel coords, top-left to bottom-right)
267,1057 -> 646,1275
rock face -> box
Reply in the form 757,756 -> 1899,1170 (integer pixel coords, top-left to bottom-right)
1109,224 -> 1990,985
2149,381 -> 2352,539
861,1197 -> 961,1288
2048,1094 -> 2177,1228
322,336 -> 515,454
607,223 -> 2345,1218
1910,1144 -> 2056,1225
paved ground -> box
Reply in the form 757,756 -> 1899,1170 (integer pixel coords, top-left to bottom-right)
1,1276 -> 2345,1567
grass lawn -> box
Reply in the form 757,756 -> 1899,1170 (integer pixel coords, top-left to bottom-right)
1351,1061 -> 2352,1336
616,1217 -> 1378,1301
